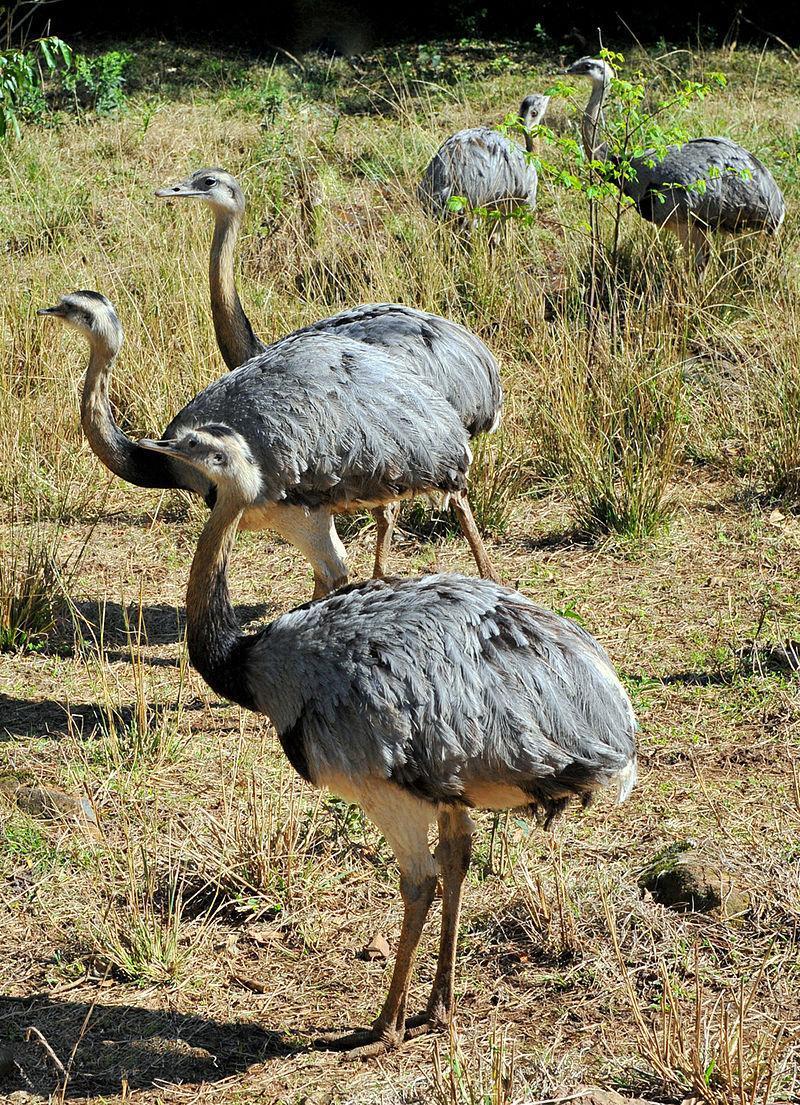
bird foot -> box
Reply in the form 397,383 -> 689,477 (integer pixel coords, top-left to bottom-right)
314,1023 -> 404,1060
315,1010 -> 445,1060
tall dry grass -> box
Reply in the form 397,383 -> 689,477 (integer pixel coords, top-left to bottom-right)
1,42 -> 796,545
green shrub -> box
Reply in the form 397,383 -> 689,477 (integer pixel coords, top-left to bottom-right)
0,36 -> 71,138
62,50 -> 133,114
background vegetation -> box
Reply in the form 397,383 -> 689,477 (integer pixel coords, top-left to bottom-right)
0,36 -> 799,1105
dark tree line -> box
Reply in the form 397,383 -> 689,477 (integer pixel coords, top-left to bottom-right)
26,0 -> 800,51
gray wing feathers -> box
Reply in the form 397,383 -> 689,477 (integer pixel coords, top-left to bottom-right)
248,575 -> 637,806
296,302 -> 502,437
166,333 -> 471,508
628,137 -> 785,231
419,128 -> 539,217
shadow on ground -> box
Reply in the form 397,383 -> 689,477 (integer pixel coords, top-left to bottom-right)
0,696 -> 229,742
70,600 -> 274,648
0,993 -> 302,1099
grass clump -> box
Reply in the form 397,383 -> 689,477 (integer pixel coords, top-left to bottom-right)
467,432 -> 530,535
90,843 -> 200,985
537,328 -> 685,538
0,530 -> 63,653
187,769 -> 332,921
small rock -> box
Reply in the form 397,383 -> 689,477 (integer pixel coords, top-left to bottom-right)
638,842 -> 749,917
571,1088 -> 658,1105
360,933 -> 390,961
1,781 -> 99,835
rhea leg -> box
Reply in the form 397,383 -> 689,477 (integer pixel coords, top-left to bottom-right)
449,490 -> 499,582
418,805 -> 475,1029
372,503 -> 398,579
671,217 -> 710,276
260,503 -> 349,599
319,784 -> 437,1055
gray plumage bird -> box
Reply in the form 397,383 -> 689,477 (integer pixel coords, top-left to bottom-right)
38,291 -> 492,597
419,94 -> 550,230
139,423 -> 638,1055
566,57 -> 786,272
155,168 -> 503,573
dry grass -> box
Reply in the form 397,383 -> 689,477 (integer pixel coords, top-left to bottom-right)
1,37 -> 799,1105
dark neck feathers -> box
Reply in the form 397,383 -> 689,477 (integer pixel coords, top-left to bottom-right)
81,340 -> 185,490
210,210 -> 267,371
185,503 -> 257,711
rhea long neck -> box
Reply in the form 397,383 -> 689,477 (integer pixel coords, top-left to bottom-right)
209,207 -> 267,371
81,334 -> 183,490
185,496 -> 257,710
581,78 -> 611,161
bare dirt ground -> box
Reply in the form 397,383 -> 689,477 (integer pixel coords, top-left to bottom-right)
2,474 -> 799,1103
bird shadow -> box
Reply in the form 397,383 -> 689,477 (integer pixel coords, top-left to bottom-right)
0,696 -> 223,743
657,670 -> 734,687
0,993 -> 306,1099
517,525 -> 597,552
70,600 -> 274,649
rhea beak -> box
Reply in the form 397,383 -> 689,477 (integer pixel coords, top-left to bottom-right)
37,305 -> 67,318
138,437 -> 183,458
155,180 -> 204,199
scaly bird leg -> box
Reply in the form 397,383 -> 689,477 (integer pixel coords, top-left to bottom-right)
409,805 -> 474,1034
372,503 -> 398,579
318,788 -> 437,1058
449,490 -> 499,583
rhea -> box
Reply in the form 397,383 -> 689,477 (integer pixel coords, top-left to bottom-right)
155,168 -> 503,573
567,57 -> 785,272
138,424 -> 638,1055
39,291 -> 492,598
418,94 -> 550,232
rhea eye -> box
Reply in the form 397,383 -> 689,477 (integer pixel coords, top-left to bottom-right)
204,177 -> 216,188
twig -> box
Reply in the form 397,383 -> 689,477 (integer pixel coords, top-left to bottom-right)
23,1025 -> 67,1076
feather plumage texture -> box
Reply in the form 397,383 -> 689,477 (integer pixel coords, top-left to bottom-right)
419,127 -> 539,222
165,332 -> 472,509
245,574 -> 637,820
625,137 -> 785,231
296,303 -> 502,436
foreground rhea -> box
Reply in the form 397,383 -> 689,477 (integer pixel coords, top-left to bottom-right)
155,168 -> 503,573
566,57 -> 785,272
39,291 -> 491,597
139,424 -> 638,1056
418,94 -> 550,231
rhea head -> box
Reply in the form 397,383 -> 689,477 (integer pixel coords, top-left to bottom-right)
519,93 -> 550,129
38,290 -> 123,354
565,56 -> 615,85
155,168 -> 245,218
139,425 -> 262,506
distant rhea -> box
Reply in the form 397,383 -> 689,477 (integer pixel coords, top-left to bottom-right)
139,424 -> 638,1056
419,94 -> 550,231
566,57 -> 785,273
39,292 -> 491,598
155,168 -> 503,575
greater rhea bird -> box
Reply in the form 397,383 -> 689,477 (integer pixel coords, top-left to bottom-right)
418,94 -> 550,230
39,291 -> 492,597
138,424 -> 638,1055
155,168 -> 502,574
566,57 -> 785,272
